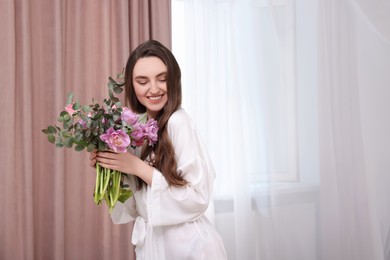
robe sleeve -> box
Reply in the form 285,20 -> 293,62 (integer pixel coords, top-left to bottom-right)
147,109 -> 216,226
111,177 -> 139,224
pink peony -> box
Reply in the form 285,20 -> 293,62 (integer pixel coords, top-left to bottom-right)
65,103 -> 77,115
121,107 -> 139,126
143,119 -> 159,145
100,127 -> 130,153
130,126 -> 146,147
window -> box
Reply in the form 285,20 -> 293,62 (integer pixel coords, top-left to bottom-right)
171,0 -> 316,197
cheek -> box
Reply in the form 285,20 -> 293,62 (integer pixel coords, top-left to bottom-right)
133,85 -> 146,99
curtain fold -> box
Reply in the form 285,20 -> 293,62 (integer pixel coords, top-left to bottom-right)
318,0 -> 390,259
172,0 -> 390,259
128,0 -> 172,51
0,0 -> 171,259
353,0 -> 390,43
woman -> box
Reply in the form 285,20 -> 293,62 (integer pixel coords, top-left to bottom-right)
90,40 -> 227,260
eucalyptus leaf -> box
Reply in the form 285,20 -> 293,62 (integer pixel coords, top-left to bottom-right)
113,86 -> 123,94
87,143 -> 96,152
72,102 -> 81,110
92,128 -> 99,136
98,141 -> 107,151
75,144 -> 84,151
48,134 -> 55,144
74,133 -> 83,142
85,129 -> 91,138
64,137 -> 73,148
82,105 -> 91,113
109,76 -> 116,84
63,114 -> 71,121
66,92 -> 74,105
93,109 -> 104,120
47,126 -> 57,134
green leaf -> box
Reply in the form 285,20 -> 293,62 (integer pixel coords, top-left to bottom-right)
58,116 -> 64,122
98,141 -> 107,151
138,113 -> 147,123
85,129 -> 91,137
63,114 -> 71,121
66,92 -> 74,105
109,76 -> 117,84
42,129 -> 49,134
113,86 -> 123,94
116,70 -> 124,79
47,126 -> 57,134
48,134 -> 55,144
60,111 -> 68,117
93,109 -> 104,120
74,133 -> 83,142
82,105 -> 90,113
55,142 -> 64,148
87,143 -> 96,152
108,89 -> 119,103
75,144 -> 85,151
118,189 -> 133,203
64,137 -> 73,148
73,102 -> 81,110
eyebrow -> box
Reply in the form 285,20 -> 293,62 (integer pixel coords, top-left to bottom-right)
134,72 -> 167,80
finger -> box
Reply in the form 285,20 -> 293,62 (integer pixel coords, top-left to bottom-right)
89,159 -> 96,168
97,162 -> 118,171
96,156 -> 116,166
90,153 -> 96,160
97,151 -> 118,159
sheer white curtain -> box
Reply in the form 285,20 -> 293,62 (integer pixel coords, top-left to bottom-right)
172,0 -> 317,259
318,0 -> 390,259
172,0 -> 389,259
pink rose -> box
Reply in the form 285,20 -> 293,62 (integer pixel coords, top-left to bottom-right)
100,127 -> 130,153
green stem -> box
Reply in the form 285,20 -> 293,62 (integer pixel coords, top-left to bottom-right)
94,163 -> 100,204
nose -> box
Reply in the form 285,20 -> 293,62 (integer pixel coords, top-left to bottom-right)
149,80 -> 159,93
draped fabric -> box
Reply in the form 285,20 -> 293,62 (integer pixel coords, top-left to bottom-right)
318,0 -> 390,259
172,0 -> 390,259
128,0 -> 172,51
0,0 -> 171,259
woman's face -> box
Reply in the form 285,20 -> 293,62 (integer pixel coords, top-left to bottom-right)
132,56 -> 168,119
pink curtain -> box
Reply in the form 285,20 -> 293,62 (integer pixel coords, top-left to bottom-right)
0,0 -> 171,259
129,0 -> 172,51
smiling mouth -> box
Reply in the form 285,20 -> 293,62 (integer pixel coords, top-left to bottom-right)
148,95 -> 164,101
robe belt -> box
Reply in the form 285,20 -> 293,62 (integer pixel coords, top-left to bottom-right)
132,216 -> 148,248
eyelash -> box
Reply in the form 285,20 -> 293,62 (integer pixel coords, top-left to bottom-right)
136,79 -> 166,85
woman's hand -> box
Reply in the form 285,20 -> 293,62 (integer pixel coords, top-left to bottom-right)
89,150 -> 98,168
94,150 -> 154,185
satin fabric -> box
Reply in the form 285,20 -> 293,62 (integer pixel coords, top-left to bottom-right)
111,108 -> 227,260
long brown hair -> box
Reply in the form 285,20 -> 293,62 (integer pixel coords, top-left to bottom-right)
125,40 -> 186,188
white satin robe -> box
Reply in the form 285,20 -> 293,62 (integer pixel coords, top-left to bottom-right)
111,108 -> 227,260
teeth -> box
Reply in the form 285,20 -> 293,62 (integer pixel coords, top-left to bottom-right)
149,95 -> 162,100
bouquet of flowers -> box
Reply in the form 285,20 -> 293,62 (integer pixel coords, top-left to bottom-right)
42,71 -> 158,213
